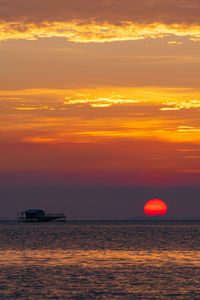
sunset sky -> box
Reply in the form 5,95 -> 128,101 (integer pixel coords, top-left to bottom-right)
1,0 -> 200,219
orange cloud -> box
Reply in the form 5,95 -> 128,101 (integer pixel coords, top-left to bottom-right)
1,87 -> 200,145
1,0 -> 200,25
168,41 -> 183,45
0,21 -> 200,43
64,96 -> 140,107
160,99 -> 200,111
23,137 -> 59,143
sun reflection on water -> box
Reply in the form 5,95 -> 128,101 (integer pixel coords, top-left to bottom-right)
1,249 -> 200,268
1,222 -> 200,298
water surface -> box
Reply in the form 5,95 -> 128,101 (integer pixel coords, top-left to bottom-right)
0,221 -> 200,299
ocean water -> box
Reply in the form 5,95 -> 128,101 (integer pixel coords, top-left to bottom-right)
0,221 -> 200,299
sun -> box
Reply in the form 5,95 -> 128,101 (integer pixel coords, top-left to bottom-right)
144,199 -> 167,216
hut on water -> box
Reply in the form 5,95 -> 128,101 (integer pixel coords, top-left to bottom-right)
18,209 -> 66,222
25,209 -> 45,221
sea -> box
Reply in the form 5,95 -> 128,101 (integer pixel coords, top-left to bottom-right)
0,220 -> 200,299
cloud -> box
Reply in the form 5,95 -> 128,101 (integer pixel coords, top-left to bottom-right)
0,21 -> 200,43
168,41 -> 183,45
178,126 -> 200,132
23,137 -> 59,143
2,87 -> 200,145
15,106 -> 56,111
1,0 -> 200,24
64,96 -> 140,107
160,99 -> 200,111
0,1 -> 200,43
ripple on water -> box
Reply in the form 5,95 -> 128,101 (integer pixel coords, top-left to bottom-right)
0,221 -> 200,299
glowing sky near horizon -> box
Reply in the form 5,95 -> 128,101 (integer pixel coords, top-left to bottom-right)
1,0 -> 200,185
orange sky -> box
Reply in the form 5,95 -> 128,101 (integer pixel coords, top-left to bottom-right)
1,0 -> 200,186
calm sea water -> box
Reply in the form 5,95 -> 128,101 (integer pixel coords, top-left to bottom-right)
0,221 -> 200,299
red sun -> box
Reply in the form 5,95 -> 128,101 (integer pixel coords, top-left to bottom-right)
144,199 -> 167,216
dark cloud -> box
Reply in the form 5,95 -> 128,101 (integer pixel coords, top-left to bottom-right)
0,0 -> 200,25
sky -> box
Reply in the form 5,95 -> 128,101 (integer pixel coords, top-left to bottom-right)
1,0 -> 200,219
